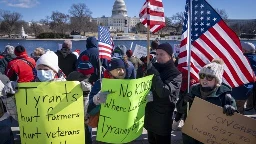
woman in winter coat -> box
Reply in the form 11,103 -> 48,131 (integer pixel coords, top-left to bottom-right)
181,59 -> 238,144
145,43 -> 182,144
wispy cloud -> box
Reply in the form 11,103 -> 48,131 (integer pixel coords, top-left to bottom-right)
0,0 -> 40,8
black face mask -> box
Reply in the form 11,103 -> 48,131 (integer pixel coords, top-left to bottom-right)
200,86 -> 215,92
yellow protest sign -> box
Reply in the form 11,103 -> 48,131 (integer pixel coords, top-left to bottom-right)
182,97 -> 256,144
15,81 -> 85,144
96,75 -> 153,143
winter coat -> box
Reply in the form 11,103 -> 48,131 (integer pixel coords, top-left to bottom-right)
231,53 -> 256,100
0,54 -> 16,74
55,50 -> 77,76
5,53 -> 35,82
181,83 -> 237,144
78,37 -> 108,83
144,60 -> 182,135
125,61 -> 136,79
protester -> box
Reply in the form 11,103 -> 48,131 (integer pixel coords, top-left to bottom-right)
0,80 -> 14,144
144,43 -> 182,144
78,37 -> 108,83
0,45 -> 16,74
126,50 -> 143,73
31,47 -> 45,61
67,55 -> 93,144
55,40 -> 77,76
232,42 -> 256,113
181,58 -> 238,144
5,45 -> 36,82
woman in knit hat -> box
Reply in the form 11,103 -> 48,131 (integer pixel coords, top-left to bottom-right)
181,58 -> 238,144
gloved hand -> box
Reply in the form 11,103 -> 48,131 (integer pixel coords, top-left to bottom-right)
93,91 -> 112,105
146,63 -> 159,76
146,91 -> 153,102
184,94 -> 194,103
2,81 -> 18,97
80,81 -> 92,92
223,105 -> 236,116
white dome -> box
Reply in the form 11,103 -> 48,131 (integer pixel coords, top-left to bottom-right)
112,0 -> 127,17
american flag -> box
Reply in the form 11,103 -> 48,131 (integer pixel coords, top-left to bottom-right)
139,0 -> 165,33
98,26 -> 113,60
178,0 -> 254,88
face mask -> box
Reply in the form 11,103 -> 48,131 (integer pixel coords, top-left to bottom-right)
37,70 -> 55,82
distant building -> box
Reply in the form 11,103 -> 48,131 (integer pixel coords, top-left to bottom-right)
93,0 -> 140,32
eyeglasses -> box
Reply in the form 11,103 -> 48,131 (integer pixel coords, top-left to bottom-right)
199,73 -> 215,81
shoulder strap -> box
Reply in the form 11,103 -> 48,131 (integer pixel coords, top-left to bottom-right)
19,58 -> 35,69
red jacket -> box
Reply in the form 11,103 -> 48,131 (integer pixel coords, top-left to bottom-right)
6,53 -> 36,82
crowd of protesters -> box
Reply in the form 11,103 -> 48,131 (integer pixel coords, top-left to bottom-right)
0,38 -> 255,144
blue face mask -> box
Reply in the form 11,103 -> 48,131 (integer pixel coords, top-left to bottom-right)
37,70 -> 55,82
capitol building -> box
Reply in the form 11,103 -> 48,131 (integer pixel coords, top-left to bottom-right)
93,0 -> 140,32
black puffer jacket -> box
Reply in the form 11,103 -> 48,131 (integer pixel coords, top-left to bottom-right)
55,51 -> 77,76
144,60 -> 182,135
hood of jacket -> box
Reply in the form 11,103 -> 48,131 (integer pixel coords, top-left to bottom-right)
86,37 -> 98,49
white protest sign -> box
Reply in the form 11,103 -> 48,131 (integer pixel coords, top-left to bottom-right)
133,44 -> 147,58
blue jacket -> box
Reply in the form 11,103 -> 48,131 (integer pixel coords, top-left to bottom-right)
77,37 -> 108,82
232,53 -> 256,100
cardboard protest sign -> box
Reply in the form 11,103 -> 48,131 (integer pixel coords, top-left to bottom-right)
15,81 -> 85,144
182,97 -> 256,144
133,44 -> 147,58
96,75 -> 153,143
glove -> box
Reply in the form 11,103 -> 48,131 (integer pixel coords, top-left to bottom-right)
184,94 -> 194,103
223,105 -> 236,116
146,63 -> 159,76
80,81 -> 92,92
146,91 -> 153,102
2,81 -> 18,97
93,91 -> 111,105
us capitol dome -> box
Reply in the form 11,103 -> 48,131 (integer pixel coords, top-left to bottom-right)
93,0 -> 140,32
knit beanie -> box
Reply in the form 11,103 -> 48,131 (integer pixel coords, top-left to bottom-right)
36,51 -> 59,72
62,40 -> 72,49
77,55 -> 94,76
157,43 -> 173,57
14,45 -> 27,56
107,58 -> 125,72
199,58 -> 224,86
241,42 -> 255,53
4,45 -> 14,55
126,50 -> 133,58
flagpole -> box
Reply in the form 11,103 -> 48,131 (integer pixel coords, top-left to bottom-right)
187,0 -> 193,116
147,27 -> 150,64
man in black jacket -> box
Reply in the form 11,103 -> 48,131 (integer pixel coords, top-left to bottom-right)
145,43 -> 182,144
55,40 -> 77,76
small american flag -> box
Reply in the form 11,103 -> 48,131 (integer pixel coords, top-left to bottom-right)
139,0 -> 165,33
98,26 -> 113,60
178,0 -> 254,88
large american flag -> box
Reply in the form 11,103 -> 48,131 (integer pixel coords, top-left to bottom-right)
139,0 -> 165,33
98,26 -> 113,60
178,0 -> 254,88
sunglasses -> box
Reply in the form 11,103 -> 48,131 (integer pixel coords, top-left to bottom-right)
199,73 -> 215,81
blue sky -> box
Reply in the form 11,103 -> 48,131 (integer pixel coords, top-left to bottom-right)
0,0 -> 255,21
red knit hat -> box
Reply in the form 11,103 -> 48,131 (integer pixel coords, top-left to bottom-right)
77,55 -> 94,76
126,50 -> 133,57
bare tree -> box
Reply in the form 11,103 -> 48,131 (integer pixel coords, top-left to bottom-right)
215,8 -> 228,20
69,3 -> 92,34
29,21 -> 44,36
49,11 -> 69,36
0,10 -> 22,36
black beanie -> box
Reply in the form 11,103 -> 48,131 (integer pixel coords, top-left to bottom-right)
157,43 -> 173,56
14,45 -> 26,56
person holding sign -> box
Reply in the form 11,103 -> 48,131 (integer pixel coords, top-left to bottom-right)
144,43 -> 182,144
181,59 -> 238,144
